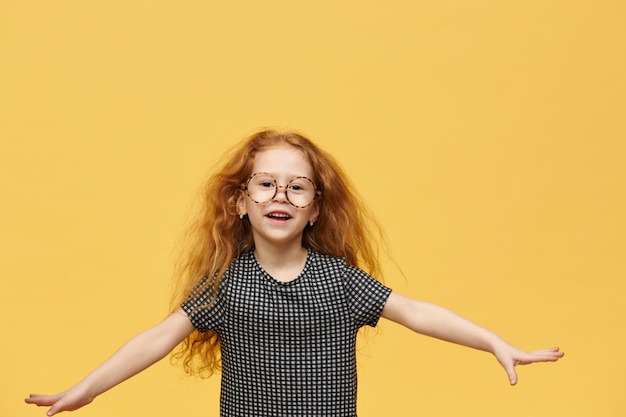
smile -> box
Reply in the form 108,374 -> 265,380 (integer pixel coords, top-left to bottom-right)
266,211 -> 292,220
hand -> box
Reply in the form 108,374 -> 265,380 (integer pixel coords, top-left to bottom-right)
493,343 -> 564,385
25,384 -> 95,416
25,311 -> 194,416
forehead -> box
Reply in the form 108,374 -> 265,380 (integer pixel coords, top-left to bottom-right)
252,146 -> 314,178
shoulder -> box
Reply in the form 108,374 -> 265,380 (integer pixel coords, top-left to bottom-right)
308,249 -> 347,271
198,251 -> 256,294
226,250 -> 256,274
307,249 -> 371,280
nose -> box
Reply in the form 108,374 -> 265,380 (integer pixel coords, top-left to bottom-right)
272,185 -> 289,202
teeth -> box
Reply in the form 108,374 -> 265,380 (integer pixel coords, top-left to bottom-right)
268,213 -> 290,219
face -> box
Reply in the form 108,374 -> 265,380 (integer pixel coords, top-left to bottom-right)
237,145 -> 320,250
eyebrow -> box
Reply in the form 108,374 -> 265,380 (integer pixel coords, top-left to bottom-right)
255,172 -> 314,180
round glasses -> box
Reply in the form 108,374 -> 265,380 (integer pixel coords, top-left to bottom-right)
241,172 -> 321,208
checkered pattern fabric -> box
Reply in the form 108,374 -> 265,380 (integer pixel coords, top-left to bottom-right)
182,249 -> 392,417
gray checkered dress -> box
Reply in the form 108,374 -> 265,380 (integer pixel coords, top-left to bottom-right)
182,249 -> 392,416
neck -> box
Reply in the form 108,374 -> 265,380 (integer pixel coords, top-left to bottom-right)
253,243 -> 308,282
254,242 -> 307,268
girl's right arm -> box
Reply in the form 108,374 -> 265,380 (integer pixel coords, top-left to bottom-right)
25,308 -> 195,416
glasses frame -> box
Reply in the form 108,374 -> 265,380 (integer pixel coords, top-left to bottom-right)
241,172 -> 322,208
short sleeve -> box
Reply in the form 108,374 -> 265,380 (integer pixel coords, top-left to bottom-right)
181,275 -> 225,332
343,264 -> 392,328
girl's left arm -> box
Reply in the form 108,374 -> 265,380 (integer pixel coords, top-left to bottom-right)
380,291 -> 564,385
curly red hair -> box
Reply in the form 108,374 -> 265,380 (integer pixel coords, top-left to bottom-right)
170,129 -> 385,378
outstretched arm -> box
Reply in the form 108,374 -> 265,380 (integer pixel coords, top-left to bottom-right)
381,291 -> 563,385
25,308 -> 195,416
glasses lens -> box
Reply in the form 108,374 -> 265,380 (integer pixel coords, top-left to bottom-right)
286,177 -> 316,207
247,174 -> 276,203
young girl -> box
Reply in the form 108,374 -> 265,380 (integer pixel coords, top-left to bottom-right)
26,129 -> 563,417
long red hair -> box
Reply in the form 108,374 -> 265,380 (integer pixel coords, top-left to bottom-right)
170,129 -> 385,377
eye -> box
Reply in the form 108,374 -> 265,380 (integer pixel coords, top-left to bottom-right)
288,179 -> 312,193
249,174 -> 276,189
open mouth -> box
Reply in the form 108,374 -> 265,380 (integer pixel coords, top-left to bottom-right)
266,211 -> 292,220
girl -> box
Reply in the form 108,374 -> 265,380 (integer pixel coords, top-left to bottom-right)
26,129 -> 563,417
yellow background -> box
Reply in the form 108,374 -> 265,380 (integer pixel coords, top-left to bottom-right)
1,1 -> 624,416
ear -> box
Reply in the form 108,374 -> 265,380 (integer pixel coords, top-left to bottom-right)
309,202 -> 320,224
236,191 -> 247,217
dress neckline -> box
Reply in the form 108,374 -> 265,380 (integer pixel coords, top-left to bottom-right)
250,248 -> 312,286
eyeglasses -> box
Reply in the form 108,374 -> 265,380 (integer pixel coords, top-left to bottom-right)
241,172 -> 322,208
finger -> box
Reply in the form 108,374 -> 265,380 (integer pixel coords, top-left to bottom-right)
25,394 -> 61,406
25,393 -> 68,416
518,349 -> 565,365
47,405 -> 61,416
504,362 -> 518,385
531,347 -> 562,355
46,397 -> 70,416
